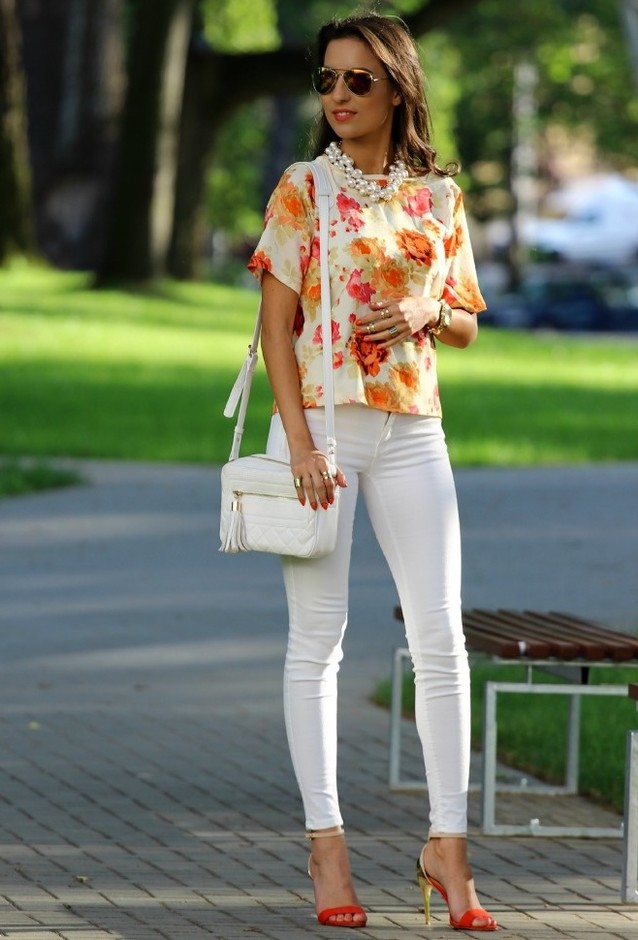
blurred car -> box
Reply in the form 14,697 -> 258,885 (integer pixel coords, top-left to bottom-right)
486,175 -> 638,267
482,267 -> 638,332
523,175 -> 638,266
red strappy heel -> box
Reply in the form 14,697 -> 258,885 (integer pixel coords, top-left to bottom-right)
416,847 -> 498,931
307,826 -> 367,929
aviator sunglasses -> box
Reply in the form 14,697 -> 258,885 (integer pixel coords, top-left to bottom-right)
312,66 -> 390,97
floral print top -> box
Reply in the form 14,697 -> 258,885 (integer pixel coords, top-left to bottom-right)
247,155 -> 485,417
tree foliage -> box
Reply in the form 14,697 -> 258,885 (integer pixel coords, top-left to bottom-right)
447,0 -> 638,217
202,0 -> 278,50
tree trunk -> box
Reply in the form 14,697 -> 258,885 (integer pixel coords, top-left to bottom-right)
262,0 -> 303,205
96,0 -> 196,284
168,44 -> 308,280
167,35 -> 221,280
0,0 -> 34,264
17,0 -> 124,270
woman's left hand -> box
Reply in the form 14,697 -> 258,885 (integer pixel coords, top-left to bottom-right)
355,297 -> 441,349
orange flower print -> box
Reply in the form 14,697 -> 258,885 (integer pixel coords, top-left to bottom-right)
392,362 -> 420,390
463,281 -> 486,311
444,221 -> 464,258
281,189 -> 305,219
365,382 -> 401,411
350,237 -> 373,257
350,335 -> 389,378
247,250 -> 272,276
306,282 -> 321,303
346,268 -> 375,303
373,261 -> 407,293
444,274 -> 485,313
333,350 -> 344,369
396,229 -> 436,265
265,173 -> 310,229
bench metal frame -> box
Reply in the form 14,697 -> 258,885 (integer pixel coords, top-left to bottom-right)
389,646 -> 626,838
622,730 -> 638,902
482,677 -> 624,837
622,683 -> 638,903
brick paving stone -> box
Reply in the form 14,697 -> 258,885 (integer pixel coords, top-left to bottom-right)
0,934 -> 65,940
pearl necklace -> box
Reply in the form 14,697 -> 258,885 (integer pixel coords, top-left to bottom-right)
325,141 -> 409,203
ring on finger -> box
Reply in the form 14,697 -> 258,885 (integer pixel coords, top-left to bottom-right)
381,309 -> 391,320
367,322 -> 376,334
321,471 -> 330,481
293,477 -> 302,487
388,325 -> 399,337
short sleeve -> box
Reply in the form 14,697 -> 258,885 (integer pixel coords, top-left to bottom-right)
247,163 -> 316,296
442,188 -> 486,314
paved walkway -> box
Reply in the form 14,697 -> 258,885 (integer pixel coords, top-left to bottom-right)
1,460 -> 638,939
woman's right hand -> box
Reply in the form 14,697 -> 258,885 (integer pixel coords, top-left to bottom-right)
290,446 -> 347,510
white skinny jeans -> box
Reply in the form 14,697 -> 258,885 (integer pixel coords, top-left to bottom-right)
266,404 -> 470,836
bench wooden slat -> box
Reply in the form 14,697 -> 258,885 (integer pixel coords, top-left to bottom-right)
466,609 -> 581,660
521,612 -> 607,660
496,610 -> 603,661
541,612 -> 638,661
462,611 -> 552,658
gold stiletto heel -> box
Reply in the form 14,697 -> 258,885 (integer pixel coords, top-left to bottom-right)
307,826 -> 367,929
415,857 -> 433,925
416,845 -> 498,931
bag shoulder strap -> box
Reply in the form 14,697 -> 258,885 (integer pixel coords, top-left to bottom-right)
310,158 -> 336,465
224,158 -> 336,464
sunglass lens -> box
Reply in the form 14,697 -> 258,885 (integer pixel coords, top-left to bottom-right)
344,70 -> 374,95
312,68 -> 375,96
312,68 -> 337,94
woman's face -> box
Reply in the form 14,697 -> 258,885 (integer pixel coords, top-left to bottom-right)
321,38 -> 401,149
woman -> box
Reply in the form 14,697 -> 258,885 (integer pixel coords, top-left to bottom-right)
248,12 -> 497,932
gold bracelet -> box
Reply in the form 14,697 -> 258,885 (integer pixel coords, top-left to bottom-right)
430,301 -> 453,335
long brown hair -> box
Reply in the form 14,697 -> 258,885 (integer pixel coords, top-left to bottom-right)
311,13 -> 457,178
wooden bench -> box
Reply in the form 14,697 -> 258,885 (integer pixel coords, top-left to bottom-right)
622,684 -> 638,903
389,608 -> 638,837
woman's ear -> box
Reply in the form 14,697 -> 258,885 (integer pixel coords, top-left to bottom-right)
392,90 -> 402,107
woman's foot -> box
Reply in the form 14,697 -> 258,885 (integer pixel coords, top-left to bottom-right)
420,837 -> 497,930
307,826 -> 367,928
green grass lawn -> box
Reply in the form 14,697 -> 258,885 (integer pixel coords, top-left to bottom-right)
0,456 -> 83,498
1,263 -> 637,466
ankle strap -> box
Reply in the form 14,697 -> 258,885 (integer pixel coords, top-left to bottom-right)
306,825 -> 345,840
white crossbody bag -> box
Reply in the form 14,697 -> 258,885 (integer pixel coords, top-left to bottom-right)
219,160 -> 339,558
